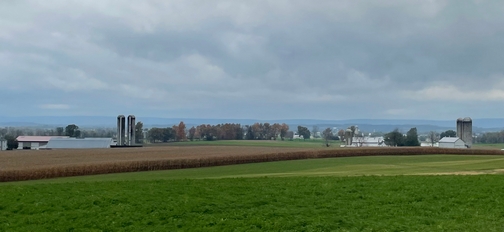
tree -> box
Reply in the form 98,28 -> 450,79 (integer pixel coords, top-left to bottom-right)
338,129 -> 345,141
405,127 -> 420,146
163,127 -> 175,142
176,121 -> 187,141
297,126 -> 311,140
384,129 -> 404,147
4,135 -> 18,150
440,130 -> 456,139
279,123 -> 289,140
56,127 -> 64,136
188,126 -> 196,141
65,124 -> 80,138
322,127 -> 334,146
246,125 -> 255,140
428,131 -> 439,147
135,122 -> 144,144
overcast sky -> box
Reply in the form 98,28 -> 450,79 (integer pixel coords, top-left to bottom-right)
1,0 -> 504,120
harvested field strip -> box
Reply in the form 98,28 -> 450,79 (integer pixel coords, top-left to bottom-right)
1,147 -> 504,182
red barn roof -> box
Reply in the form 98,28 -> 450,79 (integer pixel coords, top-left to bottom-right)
16,136 -> 69,142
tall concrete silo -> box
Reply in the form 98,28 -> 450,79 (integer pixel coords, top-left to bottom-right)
344,129 -> 353,146
117,115 -> 126,146
462,117 -> 472,148
456,118 -> 463,138
127,115 -> 136,146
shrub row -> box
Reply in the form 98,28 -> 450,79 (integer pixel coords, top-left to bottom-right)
1,147 -> 503,182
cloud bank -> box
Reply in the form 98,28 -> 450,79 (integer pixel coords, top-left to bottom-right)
1,0 -> 503,120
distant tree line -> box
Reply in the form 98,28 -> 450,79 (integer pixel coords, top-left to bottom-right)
475,131 -> 504,144
146,122 -> 292,143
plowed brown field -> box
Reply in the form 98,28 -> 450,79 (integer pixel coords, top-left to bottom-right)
1,146 -> 503,182
0,146 -> 313,171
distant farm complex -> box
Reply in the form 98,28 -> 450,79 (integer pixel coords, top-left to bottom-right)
11,115 -> 140,150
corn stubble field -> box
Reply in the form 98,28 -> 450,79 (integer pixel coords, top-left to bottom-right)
1,146 -> 504,182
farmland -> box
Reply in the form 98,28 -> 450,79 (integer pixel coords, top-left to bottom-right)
2,176 -> 504,231
2,146 -> 504,182
3,146 -> 504,230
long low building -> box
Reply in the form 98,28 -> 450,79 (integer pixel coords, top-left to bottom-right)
350,137 -> 386,147
46,138 -> 114,149
16,136 -> 69,150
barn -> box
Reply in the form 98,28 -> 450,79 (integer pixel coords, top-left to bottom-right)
46,138 -> 113,149
438,137 -> 467,149
16,136 -> 69,150
351,137 -> 386,147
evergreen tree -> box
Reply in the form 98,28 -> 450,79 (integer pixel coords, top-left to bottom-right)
405,127 -> 421,146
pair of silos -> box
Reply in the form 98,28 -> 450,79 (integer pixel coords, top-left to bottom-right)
117,115 -> 136,146
456,117 -> 472,148
344,129 -> 353,146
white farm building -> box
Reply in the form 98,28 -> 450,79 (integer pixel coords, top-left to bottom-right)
46,138 -> 113,149
16,136 -> 69,150
438,137 -> 467,149
15,136 -> 113,150
351,137 -> 386,147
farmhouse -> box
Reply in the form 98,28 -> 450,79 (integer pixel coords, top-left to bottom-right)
438,137 -> 467,149
46,138 -> 114,149
16,136 -> 69,150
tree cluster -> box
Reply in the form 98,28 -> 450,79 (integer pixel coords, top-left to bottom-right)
440,130 -> 456,139
384,128 -> 420,147
297,126 -> 311,140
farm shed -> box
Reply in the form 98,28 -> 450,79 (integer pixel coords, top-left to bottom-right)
16,136 -> 69,150
46,138 -> 113,149
351,137 -> 386,147
438,137 -> 467,149
1,139 -> 6,150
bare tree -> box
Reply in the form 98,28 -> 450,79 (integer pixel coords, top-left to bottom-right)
355,136 -> 366,147
322,127 -> 333,146
428,131 -> 439,147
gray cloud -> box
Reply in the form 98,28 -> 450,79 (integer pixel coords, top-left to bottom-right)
1,0 -> 504,120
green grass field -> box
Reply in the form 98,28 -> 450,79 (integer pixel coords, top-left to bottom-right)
3,155 -> 504,231
472,143 -> 504,150
146,139 -> 340,148
2,176 -> 504,231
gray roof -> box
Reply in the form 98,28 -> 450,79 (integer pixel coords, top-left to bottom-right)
46,138 -> 113,149
439,137 -> 461,143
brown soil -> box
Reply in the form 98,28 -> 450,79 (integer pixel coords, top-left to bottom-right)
0,146 -> 311,171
